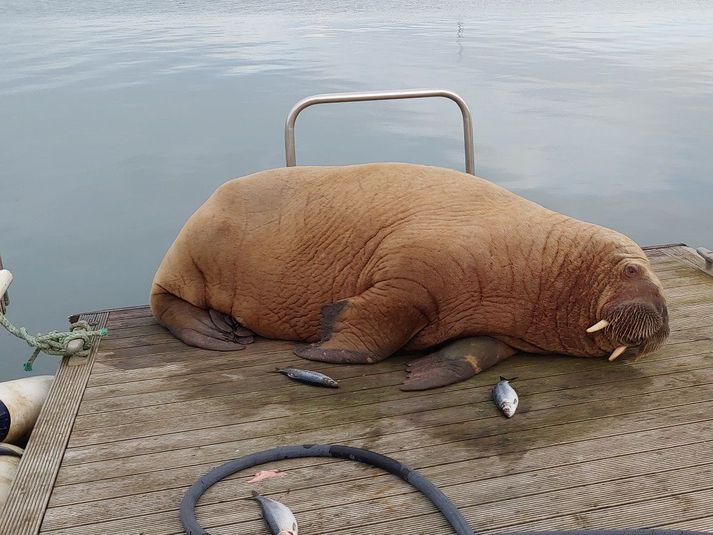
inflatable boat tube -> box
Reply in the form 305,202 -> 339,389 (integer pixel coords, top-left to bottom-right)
0,375 -> 53,445
0,444 -> 23,510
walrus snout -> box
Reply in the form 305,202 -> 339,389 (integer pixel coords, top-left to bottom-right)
587,273 -> 669,361
608,301 -> 666,344
587,299 -> 668,361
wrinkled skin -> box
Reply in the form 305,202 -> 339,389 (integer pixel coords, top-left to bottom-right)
150,163 -> 669,389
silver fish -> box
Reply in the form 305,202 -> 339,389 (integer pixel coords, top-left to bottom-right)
492,376 -> 519,418
274,367 -> 339,388
250,491 -> 299,535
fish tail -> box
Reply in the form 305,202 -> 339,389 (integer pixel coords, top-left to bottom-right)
500,376 -> 518,382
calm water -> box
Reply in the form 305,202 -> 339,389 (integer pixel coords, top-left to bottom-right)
1,1 -> 712,380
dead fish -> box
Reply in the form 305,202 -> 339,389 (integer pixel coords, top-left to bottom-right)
492,376 -> 519,418
274,367 -> 338,388
250,491 -> 299,535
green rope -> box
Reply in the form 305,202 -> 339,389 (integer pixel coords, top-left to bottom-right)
0,313 -> 108,371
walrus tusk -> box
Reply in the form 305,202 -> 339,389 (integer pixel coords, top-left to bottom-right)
586,319 -> 610,333
608,345 -> 627,361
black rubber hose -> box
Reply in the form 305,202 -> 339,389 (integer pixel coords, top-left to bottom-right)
180,443 -> 475,535
180,444 -> 712,535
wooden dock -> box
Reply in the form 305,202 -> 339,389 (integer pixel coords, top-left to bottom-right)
1,243 -> 712,534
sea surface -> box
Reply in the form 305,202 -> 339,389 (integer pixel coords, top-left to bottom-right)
1,1 -> 712,380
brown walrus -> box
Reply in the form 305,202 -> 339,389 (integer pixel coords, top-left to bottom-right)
150,163 -> 669,390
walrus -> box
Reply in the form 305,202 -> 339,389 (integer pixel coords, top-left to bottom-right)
150,163 -> 669,390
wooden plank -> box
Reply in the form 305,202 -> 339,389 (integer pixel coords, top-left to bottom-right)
69,337 -> 713,434
75,365 -> 408,416
43,412 -> 712,533
66,353 -> 713,450
642,243 -> 687,251
485,488 -> 713,533
658,516 -> 713,531
74,305 -> 150,323
46,409 -> 713,516
41,386 -> 713,528
76,326 -> 713,417
656,269 -> 713,289
48,420 -> 713,511
96,321 -> 165,338
105,314 -> 159,329
196,464 -> 713,534
0,312 -> 109,535
649,258 -> 690,272
86,349 -> 297,386
85,294 -> 713,387
55,380 -> 713,487
40,448 -> 713,534
70,345 -> 713,441
44,374 -> 712,532
62,355 -> 713,466
663,244 -> 713,274
85,341 -> 296,383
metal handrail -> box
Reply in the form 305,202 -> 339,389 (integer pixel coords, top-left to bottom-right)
284,89 -> 475,175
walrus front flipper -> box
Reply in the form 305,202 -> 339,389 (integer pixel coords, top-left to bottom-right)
151,291 -> 254,351
401,336 -> 516,391
208,309 -> 255,343
295,281 -> 432,364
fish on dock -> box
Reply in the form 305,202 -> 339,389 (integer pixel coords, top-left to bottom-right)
250,491 -> 299,535
274,367 -> 339,388
492,376 -> 519,418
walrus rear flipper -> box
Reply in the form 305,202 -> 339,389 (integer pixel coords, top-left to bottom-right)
151,291 -> 254,351
401,336 -> 516,391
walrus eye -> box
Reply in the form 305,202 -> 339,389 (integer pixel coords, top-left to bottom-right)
624,264 -> 640,277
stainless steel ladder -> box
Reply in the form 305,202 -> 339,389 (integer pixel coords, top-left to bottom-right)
284,89 -> 475,175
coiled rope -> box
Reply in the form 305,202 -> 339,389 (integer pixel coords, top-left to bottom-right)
0,313 -> 108,371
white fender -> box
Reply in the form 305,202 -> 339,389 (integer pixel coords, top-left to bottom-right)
0,376 -> 54,445
0,444 -> 23,510
0,270 -> 12,299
